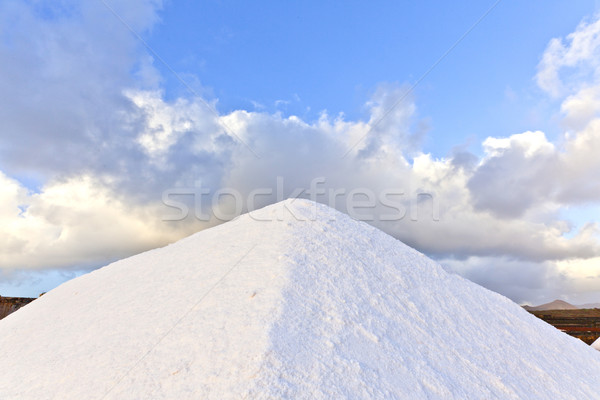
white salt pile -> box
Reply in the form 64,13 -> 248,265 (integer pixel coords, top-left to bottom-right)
1,199 -> 599,399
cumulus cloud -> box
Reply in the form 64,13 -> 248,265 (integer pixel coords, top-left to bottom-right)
4,87 -> 598,268
561,86 -> 600,130
0,172 -> 184,270
536,14 -> 600,97
0,0 -> 163,178
441,256 -> 568,305
467,131 -> 558,218
1,1 -> 600,303
442,254 -> 600,306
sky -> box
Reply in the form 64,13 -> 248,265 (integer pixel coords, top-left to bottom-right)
1,0 -> 600,305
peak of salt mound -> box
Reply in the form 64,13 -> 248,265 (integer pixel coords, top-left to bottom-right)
1,200 -> 600,399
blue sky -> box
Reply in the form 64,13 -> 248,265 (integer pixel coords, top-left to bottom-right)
148,1 -> 597,154
1,0 -> 600,305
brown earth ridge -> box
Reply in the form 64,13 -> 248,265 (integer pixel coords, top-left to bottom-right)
0,296 -> 36,320
527,309 -> 600,345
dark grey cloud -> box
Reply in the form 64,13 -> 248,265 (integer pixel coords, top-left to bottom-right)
0,0 -> 162,179
440,256 -> 600,305
467,134 -> 558,218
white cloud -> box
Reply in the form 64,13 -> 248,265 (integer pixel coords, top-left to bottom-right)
561,86 -> 600,130
79,91 -> 600,265
126,90 -> 225,166
536,15 -> 600,97
482,131 -> 554,159
468,117 -> 600,216
468,131 -> 558,218
0,173 -> 187,270
4,82 -> 599,274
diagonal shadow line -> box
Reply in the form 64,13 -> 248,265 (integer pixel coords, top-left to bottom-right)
99,0 -> 261,159
341,0 -> 504,159
99,244 -> 257,400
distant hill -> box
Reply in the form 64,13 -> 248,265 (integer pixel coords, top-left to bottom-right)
523,300 -> 579,311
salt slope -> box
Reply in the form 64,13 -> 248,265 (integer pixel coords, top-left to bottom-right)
1,200 -> 600,399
